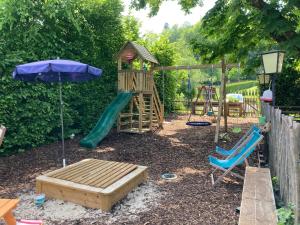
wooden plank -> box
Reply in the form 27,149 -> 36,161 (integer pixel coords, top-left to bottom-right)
70,161 -> 119,184
153,63 -> 238,71
37,175 -> 104,193
94,164 -> 137,188
88,163 -> 134,187
239,167 -> 277,225
242,167 -> 274,202
78,161 -> 125,185
239,198 -> 277,225
47,159 -> 92,177
52,159 -> 103,180
3,210 -> 17,225
0,199 -> 19,217
100,167 -> 148,211
50,159 -> 99,178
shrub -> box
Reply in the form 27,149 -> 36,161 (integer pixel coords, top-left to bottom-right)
0,0 -> 125,155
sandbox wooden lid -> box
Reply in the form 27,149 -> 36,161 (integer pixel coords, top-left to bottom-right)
45,159 -> 138,189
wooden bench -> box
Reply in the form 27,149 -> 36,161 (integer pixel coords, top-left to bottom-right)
239,167 -> 277,225
0,199 -> 19,225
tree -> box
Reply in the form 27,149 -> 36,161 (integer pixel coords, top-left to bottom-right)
131,0 -> 300,106
139,34 -> 177,112
131,0 -> 300,57
131,0 -> 203,16
122,15 -> 141,41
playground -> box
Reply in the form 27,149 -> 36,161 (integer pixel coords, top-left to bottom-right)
1,1 -> 300,225
0,115 -> 257,224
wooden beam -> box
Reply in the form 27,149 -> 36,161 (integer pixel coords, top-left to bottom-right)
214,58 -> 226,143
223,60 -> 228,132
153,63 -> 238,71
138,93 -> 143,133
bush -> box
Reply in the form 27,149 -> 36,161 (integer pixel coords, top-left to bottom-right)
0,0 -> 125,155
141,34 -> 177,113
274,59 -> 300,107
277,204 -> 295,225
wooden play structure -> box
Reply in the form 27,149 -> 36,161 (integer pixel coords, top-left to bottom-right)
116,41 -> 164,133
0,199 -> 19,225
36,159 -> 148,211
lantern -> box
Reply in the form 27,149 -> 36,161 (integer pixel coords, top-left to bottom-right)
261,50 -> 285,74
257,73 -> 270,85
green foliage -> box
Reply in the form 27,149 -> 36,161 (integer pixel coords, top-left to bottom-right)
272,176 -> 279,189
140,34 -> 177,113
277,204 -> 295,225
178,81 -> 196,101
226,81 -> 258,93
274,59 -> 300,106
0,0 -> 125,154
132,0 -> 300,106
122,15 -> 141,41
131,0 -> 203,16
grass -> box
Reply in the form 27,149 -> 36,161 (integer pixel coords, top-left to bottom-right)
226,80 -> 258,93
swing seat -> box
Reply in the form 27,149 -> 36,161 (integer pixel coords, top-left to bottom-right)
207,111 -> 214,116
186,121 -> 211,126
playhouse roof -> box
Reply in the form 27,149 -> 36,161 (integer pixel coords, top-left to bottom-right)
116,41 -> 159,64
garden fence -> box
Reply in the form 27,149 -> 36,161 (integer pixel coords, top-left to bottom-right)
262,102 -> 300,224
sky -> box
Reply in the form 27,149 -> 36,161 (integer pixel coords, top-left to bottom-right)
122,0 -> 217,34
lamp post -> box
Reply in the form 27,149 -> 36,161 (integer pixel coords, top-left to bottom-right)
257,73 -> 270,85
261,50 -> 285,106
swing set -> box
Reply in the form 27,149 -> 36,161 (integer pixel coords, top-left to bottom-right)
154,61 -> 239,140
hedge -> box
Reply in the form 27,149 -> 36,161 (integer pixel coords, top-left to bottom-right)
0,0 -> 125,155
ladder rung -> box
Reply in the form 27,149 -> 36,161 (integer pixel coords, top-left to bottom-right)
119,113 -> 133,118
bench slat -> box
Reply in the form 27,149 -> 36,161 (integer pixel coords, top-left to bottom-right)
0,199 -> 19,217
238,167 -> 277,225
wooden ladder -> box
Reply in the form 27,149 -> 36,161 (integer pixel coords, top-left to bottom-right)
118,77 -> 164,133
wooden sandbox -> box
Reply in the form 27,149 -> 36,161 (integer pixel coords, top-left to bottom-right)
36,159 -> 148,211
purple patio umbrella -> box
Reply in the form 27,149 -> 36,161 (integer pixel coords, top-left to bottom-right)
13,59 -> 103,167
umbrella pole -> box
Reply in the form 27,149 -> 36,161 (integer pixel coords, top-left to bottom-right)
59,73 -> 66,167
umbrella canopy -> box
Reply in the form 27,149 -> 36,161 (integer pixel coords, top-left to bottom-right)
12,59 -> 103,167
13,59 -> 102,82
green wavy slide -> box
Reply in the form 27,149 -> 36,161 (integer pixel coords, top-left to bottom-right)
80,92 -> 133,149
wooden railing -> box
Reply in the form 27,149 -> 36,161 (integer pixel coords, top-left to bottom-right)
262,103 -> 300,224
118,70 -> 153,92
242,97 -> 260,117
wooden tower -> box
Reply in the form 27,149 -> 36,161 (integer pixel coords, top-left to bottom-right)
116,41 -> 164,133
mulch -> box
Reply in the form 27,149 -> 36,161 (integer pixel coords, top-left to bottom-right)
0,115 -> 258,225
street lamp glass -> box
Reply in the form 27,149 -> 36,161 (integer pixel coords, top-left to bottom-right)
258,74 -> 270,85
261,50 -> 285,74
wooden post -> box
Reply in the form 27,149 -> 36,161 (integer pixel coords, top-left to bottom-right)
117,58 -> 122,131
117,115 -> 121,132
139,92 -> 143,133
129,98 -> 133,129
149,94 -> 153,130
223,62 -> 228,132
214,58 -> 226,143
